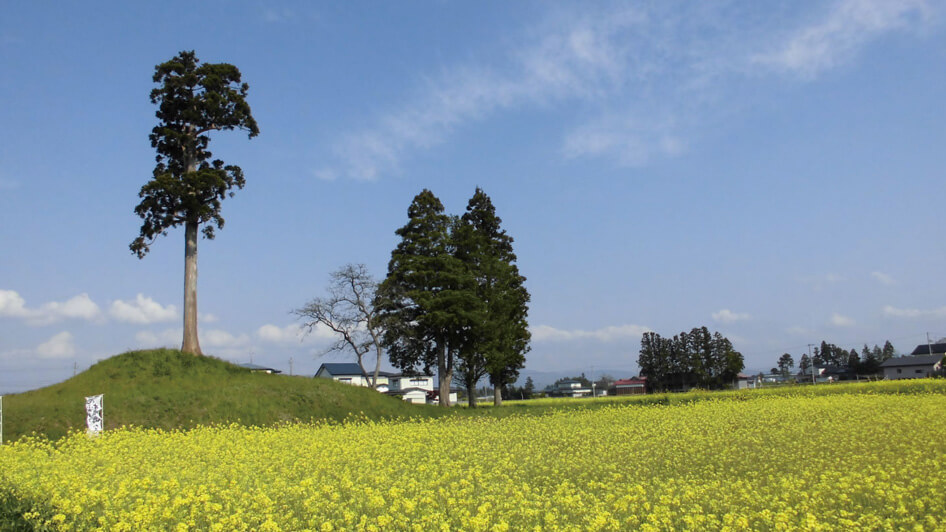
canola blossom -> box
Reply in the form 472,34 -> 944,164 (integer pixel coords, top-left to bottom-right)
2,392 -> 945,530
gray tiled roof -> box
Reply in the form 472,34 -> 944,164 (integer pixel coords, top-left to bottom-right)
316,363 -> 365,376
880,354 -> 944,368
910,343 -> 946,355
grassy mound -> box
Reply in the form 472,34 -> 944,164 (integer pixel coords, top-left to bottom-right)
1,349 -> 430,442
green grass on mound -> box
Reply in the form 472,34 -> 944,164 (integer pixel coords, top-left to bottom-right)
1,349 -> 432,442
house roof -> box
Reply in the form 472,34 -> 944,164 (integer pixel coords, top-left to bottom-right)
614,378 -> 645,386
239,363 -> 282,374
880,354 -> 945,368
910,343 -> 946,356
316,363 -> 365,377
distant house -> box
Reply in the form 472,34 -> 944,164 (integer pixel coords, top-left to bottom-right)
314,363 -> 457,404
239,363 -> 281,374
315,363 -> 372,386
614,377 -> 647,395
386,373 -> 434,404
734,373 -> 750,390
881,354 -> 944,380
548,379 -> 592,398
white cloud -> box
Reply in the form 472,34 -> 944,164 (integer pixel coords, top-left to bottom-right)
787,326 -> 813,336
829,313 -> 856,327
0,290 -> 103,325
35,293 -> 103,324
258,323 -> 333,344
871,271 -> 896,285
319,2 -> 934,179
135,328 -> 181,347
531,323 -> 651,342
712,309 -> 751,323
36,331 -> 76,359
258,323 -> 304,343
753,0 -> 934,78
200,313 -> 219,323
202,329 -> 251,348
109,294 -> 177,324
883,305 -> 946,319
0,289 -> 31,318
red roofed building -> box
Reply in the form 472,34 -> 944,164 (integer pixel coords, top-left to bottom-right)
614,377 -> 647,395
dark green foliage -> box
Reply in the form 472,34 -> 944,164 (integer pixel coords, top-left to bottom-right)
881,340 -> 897,361
799,353 -> 812,373
0,488 -> 54,531
777,353 -> 794,376
131,50 -> 259,257
637,327 -> 744,391
455,188 -> 530,399
375,190 -> 482,403
377,188 -> 530,406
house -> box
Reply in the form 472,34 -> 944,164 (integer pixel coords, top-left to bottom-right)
386,373 -> 434,404
613,377 -> 647,395
239,363 -> 282,374
734,373 -> 750,390
315,363 -> 372,386
909,342 -> 946,356
880,354 -> 944,380
548,379 -> 592,398
314,363 -> 398,389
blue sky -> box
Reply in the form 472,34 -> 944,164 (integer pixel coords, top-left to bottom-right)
2,0 -> 946,392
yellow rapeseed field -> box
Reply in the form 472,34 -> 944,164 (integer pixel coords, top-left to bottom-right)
2,390 -> 945,530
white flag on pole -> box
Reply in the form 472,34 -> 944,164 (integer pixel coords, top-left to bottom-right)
85,394 -> 103,435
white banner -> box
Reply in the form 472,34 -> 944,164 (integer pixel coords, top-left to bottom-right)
85,394 -> 103,435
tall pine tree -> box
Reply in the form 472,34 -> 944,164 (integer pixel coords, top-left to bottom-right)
376,190 -> 481,406
454,188 -> 531,406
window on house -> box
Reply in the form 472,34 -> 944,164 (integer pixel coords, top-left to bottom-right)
916,369 -> 923,374
897,369 -> 901,374
339,378 -> 352,383
410,378 -> 427,386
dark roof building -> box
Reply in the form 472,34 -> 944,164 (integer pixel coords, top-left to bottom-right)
880,354 -> 944,380
238,363 -> 282,374
909,342 -> 946,356
315,363 -> 365,377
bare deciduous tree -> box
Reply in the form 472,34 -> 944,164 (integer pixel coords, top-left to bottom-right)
294,264 -> 385,388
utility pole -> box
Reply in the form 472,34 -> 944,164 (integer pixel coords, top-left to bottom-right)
73,361 -> 77,377
289,357 -> 294,377
927,332 -> 934,356
808,344 -> 816,385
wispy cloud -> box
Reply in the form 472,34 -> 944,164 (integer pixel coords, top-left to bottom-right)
829,313 -> 856,327
753,0 -> 935,78
318,1 -> 937,180
883,305 -> 946,318
531,323 -> 650,343
712,309 -> 751,323
871,271 -> 896,285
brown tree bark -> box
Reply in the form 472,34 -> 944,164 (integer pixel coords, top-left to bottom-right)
182,220 -> 202,355
438,341 -> 453,407
493,385 -> 503,407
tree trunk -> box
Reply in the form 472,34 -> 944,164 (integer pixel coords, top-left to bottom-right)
467,381 -> 477,408
493,384 -> 503,407
182,220 -> 202,355
438,341 -> 452,407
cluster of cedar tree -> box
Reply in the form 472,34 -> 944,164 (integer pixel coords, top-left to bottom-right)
637,328 -> 745,392
375,189 -> 531,407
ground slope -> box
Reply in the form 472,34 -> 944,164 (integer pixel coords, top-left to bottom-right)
1,349 -> 428,442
